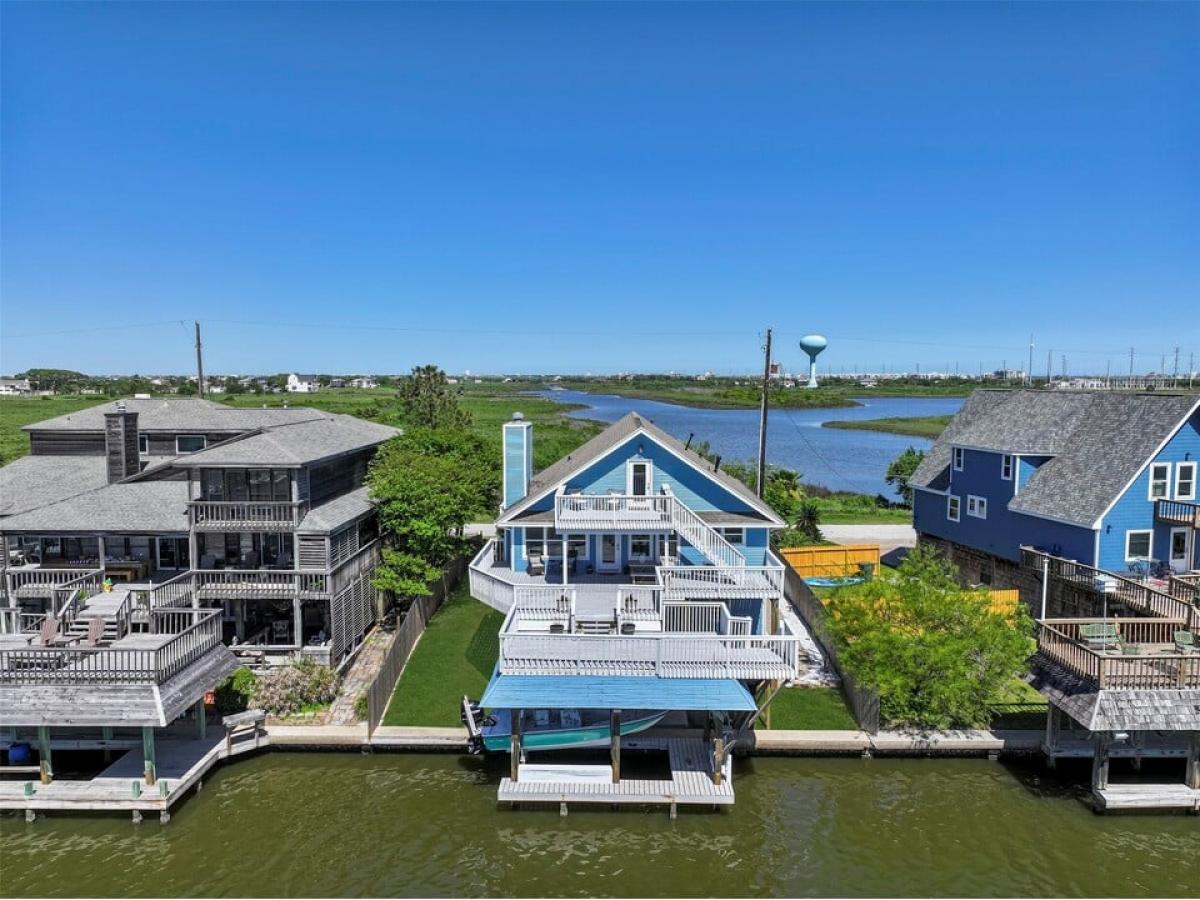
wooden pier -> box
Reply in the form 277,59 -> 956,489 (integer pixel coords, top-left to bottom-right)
1095,783 -> 1200,812
497,738 -> 733,814
0,721 -> 268,823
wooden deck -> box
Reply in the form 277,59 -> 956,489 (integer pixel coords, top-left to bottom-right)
497,738 -> 734,812
0,726 -> 268,821
1095,783 -> 1200,812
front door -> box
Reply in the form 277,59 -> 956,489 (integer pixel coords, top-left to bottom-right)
1169,527 -> 1193,574
598,534 -> 619,572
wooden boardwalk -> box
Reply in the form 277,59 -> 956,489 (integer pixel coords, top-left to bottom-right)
0,727 -> 268,822
497,738 -> 733,812
1095,783 -> 1200,812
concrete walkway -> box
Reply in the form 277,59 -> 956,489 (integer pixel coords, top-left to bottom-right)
327,629 -> 392,726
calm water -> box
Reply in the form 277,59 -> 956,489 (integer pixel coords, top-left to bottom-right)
538,390 -> 964,498
3,753 -> 1197,897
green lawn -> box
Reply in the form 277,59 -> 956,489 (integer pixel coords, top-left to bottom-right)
988,677 -> 1047,730
823,414 -> 952,439
382,581 -> 504,727
808,492 -> 913,525
760,686 -> 859,730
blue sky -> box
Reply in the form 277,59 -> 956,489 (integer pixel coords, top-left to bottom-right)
2,2 -> 1197,377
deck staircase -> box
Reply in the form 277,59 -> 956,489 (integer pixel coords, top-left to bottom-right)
662,488 -> 745,569
574,616 -> 616,635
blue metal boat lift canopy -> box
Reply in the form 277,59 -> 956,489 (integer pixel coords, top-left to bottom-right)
480,674 -> 757,711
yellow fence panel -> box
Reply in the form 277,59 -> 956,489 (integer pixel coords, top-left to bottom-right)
779,545 -> 881,579
987,589 -> 1020,618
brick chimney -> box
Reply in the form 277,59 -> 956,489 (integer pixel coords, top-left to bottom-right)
104,403 -> 140,483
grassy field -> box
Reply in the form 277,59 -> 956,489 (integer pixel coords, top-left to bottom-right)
382,581 -> 504,727
988,677 -> 1048,730
823,414 -> 952,439
808,492 -> 913,525
0,395 -> 114,464
761,686 -> 859,730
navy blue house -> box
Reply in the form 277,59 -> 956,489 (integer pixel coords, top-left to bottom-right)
912,390 -> 1200,583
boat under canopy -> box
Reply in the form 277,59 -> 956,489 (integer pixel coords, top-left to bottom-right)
479,674 -> 757,712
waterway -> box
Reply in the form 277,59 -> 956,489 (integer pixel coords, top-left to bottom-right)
2,752 -> 1197,897
538,390 -> 964,498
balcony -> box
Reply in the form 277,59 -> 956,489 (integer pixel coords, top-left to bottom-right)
188,500 -> 307,532
1035,618 -> 1200,690
1155,499 -> 1200,528
554,492 -> 673,531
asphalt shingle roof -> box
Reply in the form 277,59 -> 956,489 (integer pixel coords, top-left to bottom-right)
912,390 -> 1199,526
23,397 -> 326,433
298,485 -> 374,533
0,478 -> 191,533
0,455 -> 110,517
497,412 -> 782,525
164,415 -> 398,467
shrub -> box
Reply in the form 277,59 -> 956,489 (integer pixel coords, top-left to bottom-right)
251,658 -> 340,717
353,692 -> 369,722
824,545 -> 1035,729
214,667 -> 257,714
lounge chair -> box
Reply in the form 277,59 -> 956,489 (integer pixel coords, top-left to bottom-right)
1174,630 -> 1197,654
82,616 -> 106,647
527,553 -> 545,576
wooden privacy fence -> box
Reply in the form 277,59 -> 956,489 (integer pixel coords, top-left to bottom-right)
779,545 -> 881,580
987,589 -> 1021,619
782,562 -> 881,734
365,555 -> 468,737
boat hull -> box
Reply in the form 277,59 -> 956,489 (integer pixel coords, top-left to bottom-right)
481,710 -> 667,753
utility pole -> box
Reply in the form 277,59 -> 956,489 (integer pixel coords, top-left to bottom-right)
1173,346 -> 1180,388
755,328 -> 772,499
194,320 -> 205,399
1190,353 -> 1195,390
1046,349 -> 1053,386
1027,334 -> 1034,386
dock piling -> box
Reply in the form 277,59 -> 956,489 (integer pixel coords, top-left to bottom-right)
37,726 -> 52,784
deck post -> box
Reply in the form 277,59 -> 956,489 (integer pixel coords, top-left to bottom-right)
234,598 -> 246,642
610,709 -> 621,783
1090,731 -> 1110,793
1186,731 -> 1200,790
510,709 -> 522,782
37,725 -> 52,784
562,536 -> 568,585
712,735 -> 725,786
292,597 -> 303,649
1043,705 -> 1061,768
196,699 -> 207,740
101,725 -> 114,763
143,726 -> 157,785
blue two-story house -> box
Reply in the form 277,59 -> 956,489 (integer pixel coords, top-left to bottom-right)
912,390 -> 1200,586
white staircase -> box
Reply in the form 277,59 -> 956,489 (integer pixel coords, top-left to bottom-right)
663,488 -> 746,569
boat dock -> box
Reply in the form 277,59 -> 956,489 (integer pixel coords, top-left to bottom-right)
1095,783 -> 1200,812
498,737 -> 733,816
1,722 -> 268,823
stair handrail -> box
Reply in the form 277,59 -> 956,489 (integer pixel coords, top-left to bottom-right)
662,487 -> 745,568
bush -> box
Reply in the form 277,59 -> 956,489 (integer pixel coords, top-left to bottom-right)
251,658 -> 340,717
824,545 -> 1035,729
353,692 -> 369,722
214,667 -> 257,714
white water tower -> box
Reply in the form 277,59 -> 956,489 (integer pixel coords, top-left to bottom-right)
800,334 -> 828,389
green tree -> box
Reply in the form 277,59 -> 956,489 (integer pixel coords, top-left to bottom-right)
368,427 -> 497,599
824,545 -> 1034,728
885,447 -> 926,507
397,364 -> 471,429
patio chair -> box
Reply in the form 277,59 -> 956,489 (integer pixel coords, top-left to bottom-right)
37,614 -> 60,647
1119,641 -> 1141,656
81,616 -> 106,647
1174,630 -> 1197,654
527,553 -> 545,576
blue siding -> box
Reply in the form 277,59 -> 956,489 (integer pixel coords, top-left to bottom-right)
502,422 -> 532,509
1017,455 -> 1051,491
1098,410 -> 1200,571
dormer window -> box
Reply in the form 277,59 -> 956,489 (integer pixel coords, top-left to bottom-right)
1000,455 -> 1013,481
138,435 -> 149,454
952,447 -> 965,471
176,434 -> 207,454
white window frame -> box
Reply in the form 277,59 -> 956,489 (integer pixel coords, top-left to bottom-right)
1125,529 -> 1153,562
176,434 -> 207,454
1000,454 -> 1013,481
966,495 -> 988,519
629,533 -> 653,560
947,495 -> 961,522
1175,461 -> 1197,502
567,533 -> 589,561
1148,462 -> 1171,501
720,527 -> 745,545
952,447 -> 965,471
138,435 -> 149,454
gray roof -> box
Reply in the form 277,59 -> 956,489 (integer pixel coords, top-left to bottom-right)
0,455 -> 108,517
23,397 -> 325,433
498,412 -> 783,526
163,415 -> 398,467
1031,662 -> 1200,730
912,390 -> 1199,526
298,485 -> 374,533
0,478 -> 190,533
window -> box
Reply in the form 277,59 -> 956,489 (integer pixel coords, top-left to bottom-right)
1000,455 -> 1013,481
138,435 -> 149,454
525,527 -> 560,557
1176,462 -> 1197,501
1148,463 -> 1171,500
953,447 -> 965,471
630,534 -> 653,558
1125,530 -> 1152,561
720,528 -> 745,545
567,534 -> 588,559
201,469 -> 224,500
627,460 -> 652,496
947,495 -> 961,522
967,495 -> 988,519
176,434 -> 207,454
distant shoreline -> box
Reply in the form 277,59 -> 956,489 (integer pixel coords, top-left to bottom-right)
822,415 -> 952,439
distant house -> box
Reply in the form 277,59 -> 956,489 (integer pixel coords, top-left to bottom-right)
287,373 -> 320,393
912,390 -> 1200,587
349,376 -> 377,390
0,378 -> 32,396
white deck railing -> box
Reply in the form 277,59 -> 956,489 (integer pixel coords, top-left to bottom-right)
658,564 -> 783,598
554,492 -> 673,530
3,566 -> 101,601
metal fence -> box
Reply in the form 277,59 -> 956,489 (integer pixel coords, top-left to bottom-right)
782,562 -> 881,734
364,555 -> 469,736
